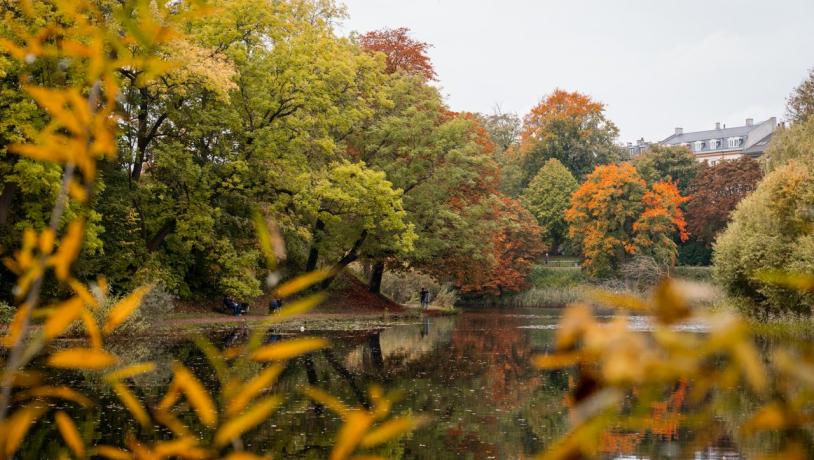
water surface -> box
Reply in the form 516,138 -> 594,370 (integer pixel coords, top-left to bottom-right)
21,309 -> 748,459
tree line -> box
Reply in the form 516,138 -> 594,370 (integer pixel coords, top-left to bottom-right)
1,0 -> 812,310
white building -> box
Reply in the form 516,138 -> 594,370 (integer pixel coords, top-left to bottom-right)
659,117 -> 776,164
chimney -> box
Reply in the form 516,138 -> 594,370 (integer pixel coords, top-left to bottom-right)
675,127 -> 683,135
746,118 -> 754,126
715,122 -> 721,130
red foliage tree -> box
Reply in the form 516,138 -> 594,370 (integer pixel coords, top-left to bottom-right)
440,196 -> 546,296
684,157 -> 763,246
358,27 -> 437,81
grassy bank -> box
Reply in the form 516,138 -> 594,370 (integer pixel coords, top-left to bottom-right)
497,264 -> 714,308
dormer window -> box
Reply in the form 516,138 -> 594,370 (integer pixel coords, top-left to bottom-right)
709,139 -> 720,150
727,137 -> 742,148
694,141 -> 705,151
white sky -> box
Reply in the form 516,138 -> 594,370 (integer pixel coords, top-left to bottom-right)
337,0 -> 814,143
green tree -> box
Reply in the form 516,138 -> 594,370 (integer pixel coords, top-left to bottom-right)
713,160 -> 814,315
520,158 -> 577,252
763,117 -> 814,173
787,68 -> 814,124
633,144 -> 700,195
482,110 -> 525,196
298,162 -> 416,282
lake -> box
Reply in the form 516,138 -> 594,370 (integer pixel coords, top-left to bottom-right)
20,309 -> 749,459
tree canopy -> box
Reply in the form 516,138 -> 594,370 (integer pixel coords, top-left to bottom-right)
520,158 -> 578,252
714,160 -> 814,315
566,164 -> 688,277
685,157 -> 763,247
511,89 -> 625,184
633,145 -> 700,196
787,68 -> 814,124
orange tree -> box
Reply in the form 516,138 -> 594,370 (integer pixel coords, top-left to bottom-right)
565,163 -> 688,277
510,89 -> 624,185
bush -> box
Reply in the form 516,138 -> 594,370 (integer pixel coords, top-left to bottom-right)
620,256 -> 667,291
506,286 -> 586,307
671,266 -> 712,282
713,161 -> 814,315
528,265 -> 586,288
138,282 -> 176,318
0,301 -> 14,324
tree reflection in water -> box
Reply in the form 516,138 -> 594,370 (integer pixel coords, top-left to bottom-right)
20,310 -> 752,458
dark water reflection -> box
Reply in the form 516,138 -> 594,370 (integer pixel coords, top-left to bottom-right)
21,310 -> 748,459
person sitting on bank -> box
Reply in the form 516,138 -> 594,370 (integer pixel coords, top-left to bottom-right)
269,298 -> 283,314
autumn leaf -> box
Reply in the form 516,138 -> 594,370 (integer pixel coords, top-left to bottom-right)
303,386 -> 350,419
43,297 -> 84,339
227,364 -> 284,417
273,270 -> 334,298
111,382 -> 150,427
50,219 -> 85,281
103,285 -> 152,334
360,416 -> 428,447
331,411 -> 375,460
105,362 -> 157,382
2,405 -> 46,457
173,363 -> 218,428
91,445 -> 132,460
215,396 -> 283,447
55,411 -> 85,457
13,385 -> 93,408
251,337 -> 329,362
49,348 -> 119,370
532,352 -> 581,370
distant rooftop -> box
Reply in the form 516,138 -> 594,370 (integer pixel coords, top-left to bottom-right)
660,117 -> 777,157
661,118 -> 773,145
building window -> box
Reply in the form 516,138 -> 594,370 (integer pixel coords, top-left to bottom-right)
694,141 -> 705,151
709,139 -> 720,150
727,137 -> 742,148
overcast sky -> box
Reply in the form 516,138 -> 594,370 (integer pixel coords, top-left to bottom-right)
337,0 -> 814,143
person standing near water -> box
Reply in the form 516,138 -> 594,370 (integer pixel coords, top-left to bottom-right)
420,287 -> 430,310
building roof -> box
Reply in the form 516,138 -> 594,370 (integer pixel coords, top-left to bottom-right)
742,133 -> 773,156
661,124 -> 756,145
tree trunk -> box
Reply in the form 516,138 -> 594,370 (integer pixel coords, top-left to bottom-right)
130,93 -> 149,182
322,349 -> 371,409
0,182 -> 18,226
368,260 -> 385,294
320,230 -> 367,289
130,89 -> 168,184
146,219 -> 176,252
367,332 -> 384,371
305,219 -> 325,272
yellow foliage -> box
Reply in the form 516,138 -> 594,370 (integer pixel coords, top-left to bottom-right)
55,411 -> 85,457
1,405 -> 46,457
43,297 -> 85,339
215,396 -> 283,447
48,348 -> 119,370
111,382 -> 150,428
103,285 -> 152,334
273,269 -> 334,298
105,362 -> 157,382
49,219 -> 85,281
251,337 -> 329,362
360,416 -> 428,448
226,363 -> 284,417
91,445 -> 132,460
171,363 -> 218,428
13,385 -> 92,408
